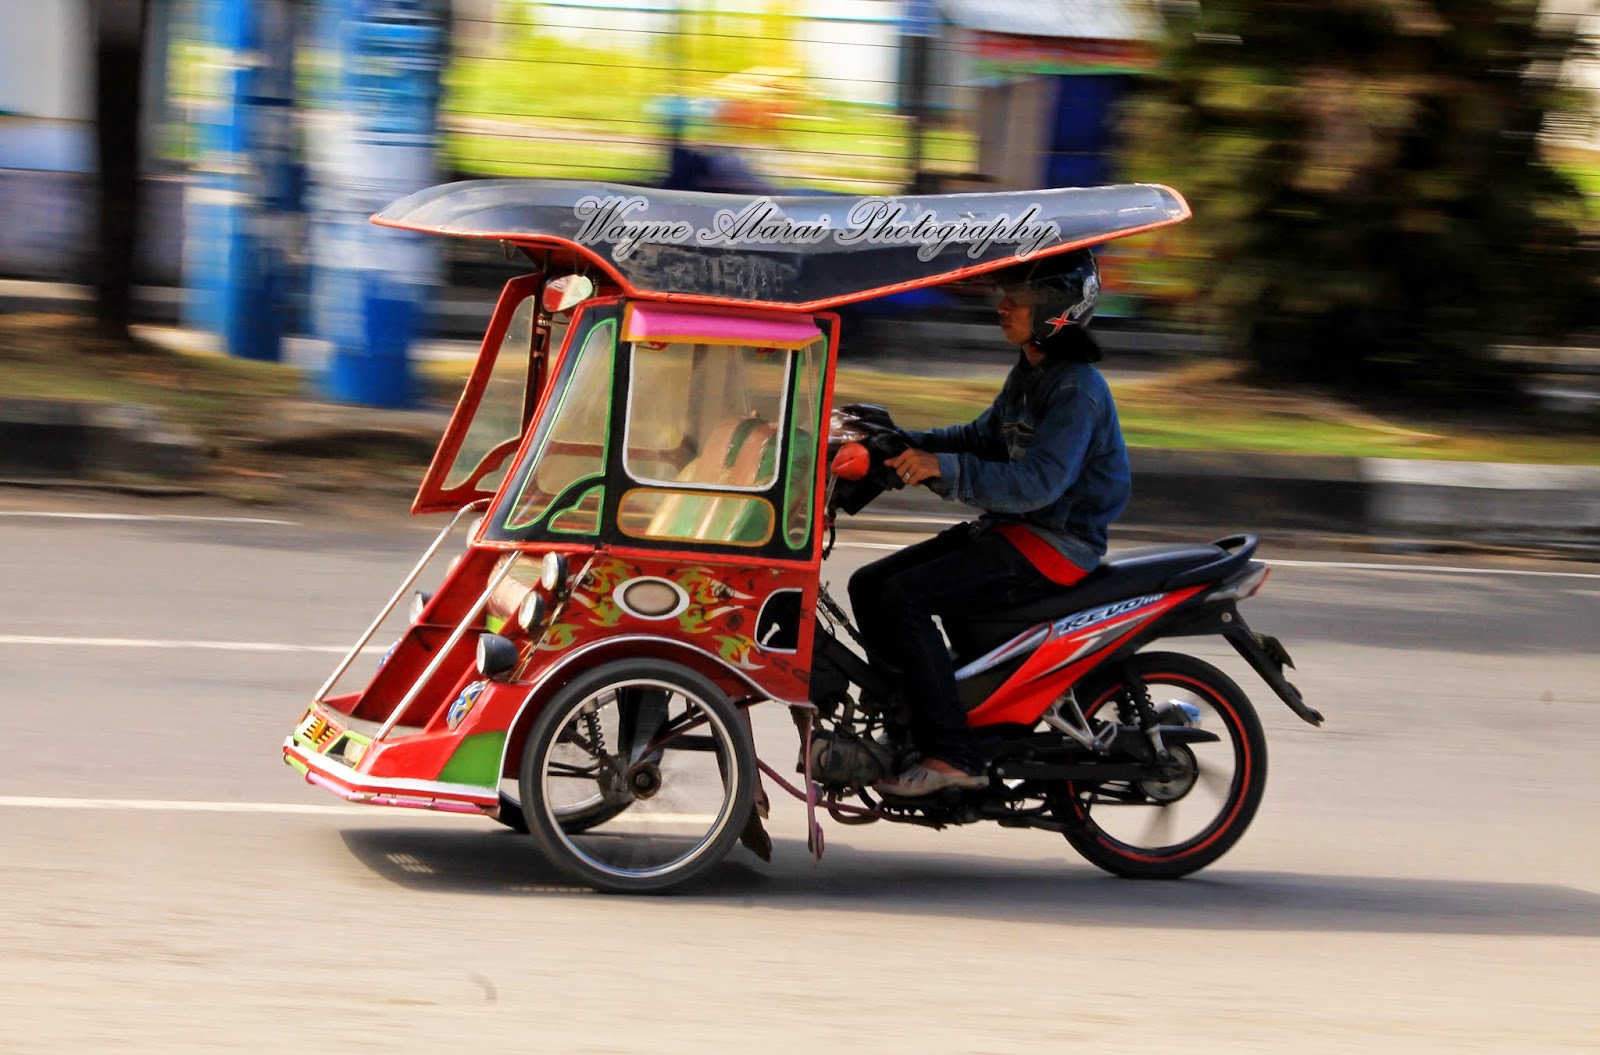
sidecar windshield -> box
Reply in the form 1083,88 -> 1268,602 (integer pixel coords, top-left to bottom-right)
484,302 -> 828,555
624,342 -> 789,491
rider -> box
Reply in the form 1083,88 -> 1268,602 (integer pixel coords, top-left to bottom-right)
849,248 -> 1131,797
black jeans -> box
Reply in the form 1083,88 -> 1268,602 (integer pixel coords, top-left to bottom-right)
847,523 -> 1058,772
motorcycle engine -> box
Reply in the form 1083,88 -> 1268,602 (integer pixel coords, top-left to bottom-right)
806,728 -> 894,788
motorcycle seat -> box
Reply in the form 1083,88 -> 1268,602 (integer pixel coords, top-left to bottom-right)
950,535 -> 1257,654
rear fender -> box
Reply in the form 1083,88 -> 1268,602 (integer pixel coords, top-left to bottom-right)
1161,725 -> 1222,747
497,636 -> 780,780
1145,601 -> 1323,726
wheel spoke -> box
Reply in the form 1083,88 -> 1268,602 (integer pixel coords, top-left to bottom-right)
619,687 -> 672,763
1194,760 -> 1233,797
547,760 -> 601,779
1141,803 -> 1177,849
660,733 -> 721,752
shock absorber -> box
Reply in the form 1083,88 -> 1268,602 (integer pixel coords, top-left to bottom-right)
579,701 -> 615,788
1121,662 -> 1169,761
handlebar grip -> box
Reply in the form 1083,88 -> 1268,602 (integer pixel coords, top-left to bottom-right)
831,442 -> 871,481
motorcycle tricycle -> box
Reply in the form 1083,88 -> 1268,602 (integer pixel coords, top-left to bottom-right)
283,179 -> 1322,893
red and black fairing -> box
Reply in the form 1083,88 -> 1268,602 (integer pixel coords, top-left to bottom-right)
810,533 -> 1320,734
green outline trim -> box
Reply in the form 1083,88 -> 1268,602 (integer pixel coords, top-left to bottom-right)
549,483 -> 606,534
502,319 -> 617,532
781,338 -> 826,549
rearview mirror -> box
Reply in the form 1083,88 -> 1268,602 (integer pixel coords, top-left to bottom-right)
541,274 -> 595,315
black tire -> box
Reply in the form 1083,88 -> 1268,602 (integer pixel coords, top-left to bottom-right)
494,790 -> 631,835
1051,651 -> 1268,880
493,793 -> 529,834
519,659 -> 755,894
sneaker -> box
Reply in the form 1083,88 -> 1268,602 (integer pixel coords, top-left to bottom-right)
873,761 -> 989,798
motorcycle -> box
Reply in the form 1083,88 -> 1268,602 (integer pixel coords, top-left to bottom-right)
792,402 -> 1321,879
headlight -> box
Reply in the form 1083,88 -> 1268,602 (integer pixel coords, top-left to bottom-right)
476,633 -> 520,681
341,738 -> 368,768
408,590 -> 432,623
540,552 -> 569,594
517,590 -> 547,633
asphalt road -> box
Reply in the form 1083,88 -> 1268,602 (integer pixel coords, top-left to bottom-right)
2,489 -> 1598,1054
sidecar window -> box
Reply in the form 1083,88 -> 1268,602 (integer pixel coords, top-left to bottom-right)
498,319 -> 617,531
624,342 -> 789,491
443,296 -> 534,493
618,488 -> 775,546
783,336 -> 826,549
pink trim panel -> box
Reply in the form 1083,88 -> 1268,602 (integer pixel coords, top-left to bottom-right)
288,742 -> 499,814
623,302 -> 822,349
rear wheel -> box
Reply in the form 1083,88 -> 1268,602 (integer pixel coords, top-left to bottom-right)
1051,651 -> 1267,879
519,659 -> 754,894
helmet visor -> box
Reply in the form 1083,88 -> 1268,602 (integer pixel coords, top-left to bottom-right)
993,280 -> 1040,307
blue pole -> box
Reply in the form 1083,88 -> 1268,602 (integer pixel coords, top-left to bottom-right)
309,0 -> 444,409
180,0 -> 297,361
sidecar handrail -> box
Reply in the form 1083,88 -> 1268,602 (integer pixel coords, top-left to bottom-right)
312,499 -> 490,705
374,550 -> 523,741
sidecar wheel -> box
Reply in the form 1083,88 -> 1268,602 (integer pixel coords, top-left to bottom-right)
519,659 -> 754,894
495,790 -> 632,835
1050,652 -> 1268,880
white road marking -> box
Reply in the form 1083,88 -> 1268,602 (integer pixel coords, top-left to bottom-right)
1263,558 -> 1600,580
0,795 -> 719,826
0,511 -> 299,526
832,542 -> 1600,579
0,796 -> 373,815
845,513 -> 961,527
0,636 -> 382,654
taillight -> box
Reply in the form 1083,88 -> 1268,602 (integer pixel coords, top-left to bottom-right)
1204,561 -> 1270,603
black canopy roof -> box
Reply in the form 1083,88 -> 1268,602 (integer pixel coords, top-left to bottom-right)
373,179 -> 1189,310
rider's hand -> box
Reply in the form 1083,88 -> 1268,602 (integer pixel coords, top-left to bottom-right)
886,448 -> 940,487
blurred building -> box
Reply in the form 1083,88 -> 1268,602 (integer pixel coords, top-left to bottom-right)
0,0 -> 182,284
1,0 -> 1592,293
0,0 -> 94,279
940,0 -> 1159,190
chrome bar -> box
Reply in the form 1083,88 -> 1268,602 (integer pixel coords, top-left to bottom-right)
374,551 -> 522,741
1043,690 -> 1103,753
313,499 -> 489,704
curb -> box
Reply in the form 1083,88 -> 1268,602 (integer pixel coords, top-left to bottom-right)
2,397 -> 1597,559
0,398 -> 205,482
864,452 -> 1600,555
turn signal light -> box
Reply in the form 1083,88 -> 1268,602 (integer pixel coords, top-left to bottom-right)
832,442 -> 870,481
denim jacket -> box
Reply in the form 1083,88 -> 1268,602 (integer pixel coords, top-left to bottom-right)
908,353 -> 1130,571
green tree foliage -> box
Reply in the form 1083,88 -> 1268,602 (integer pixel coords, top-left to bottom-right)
1121,0 -> 1597,403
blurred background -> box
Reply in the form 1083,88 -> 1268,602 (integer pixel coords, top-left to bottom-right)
0,0 -> 1595,417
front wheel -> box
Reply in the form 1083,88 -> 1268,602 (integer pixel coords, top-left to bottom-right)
1050,651 -> 1268,879
519,659 -> 755,894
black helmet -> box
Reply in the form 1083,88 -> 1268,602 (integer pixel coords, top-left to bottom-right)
996,249 -> 1101,346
